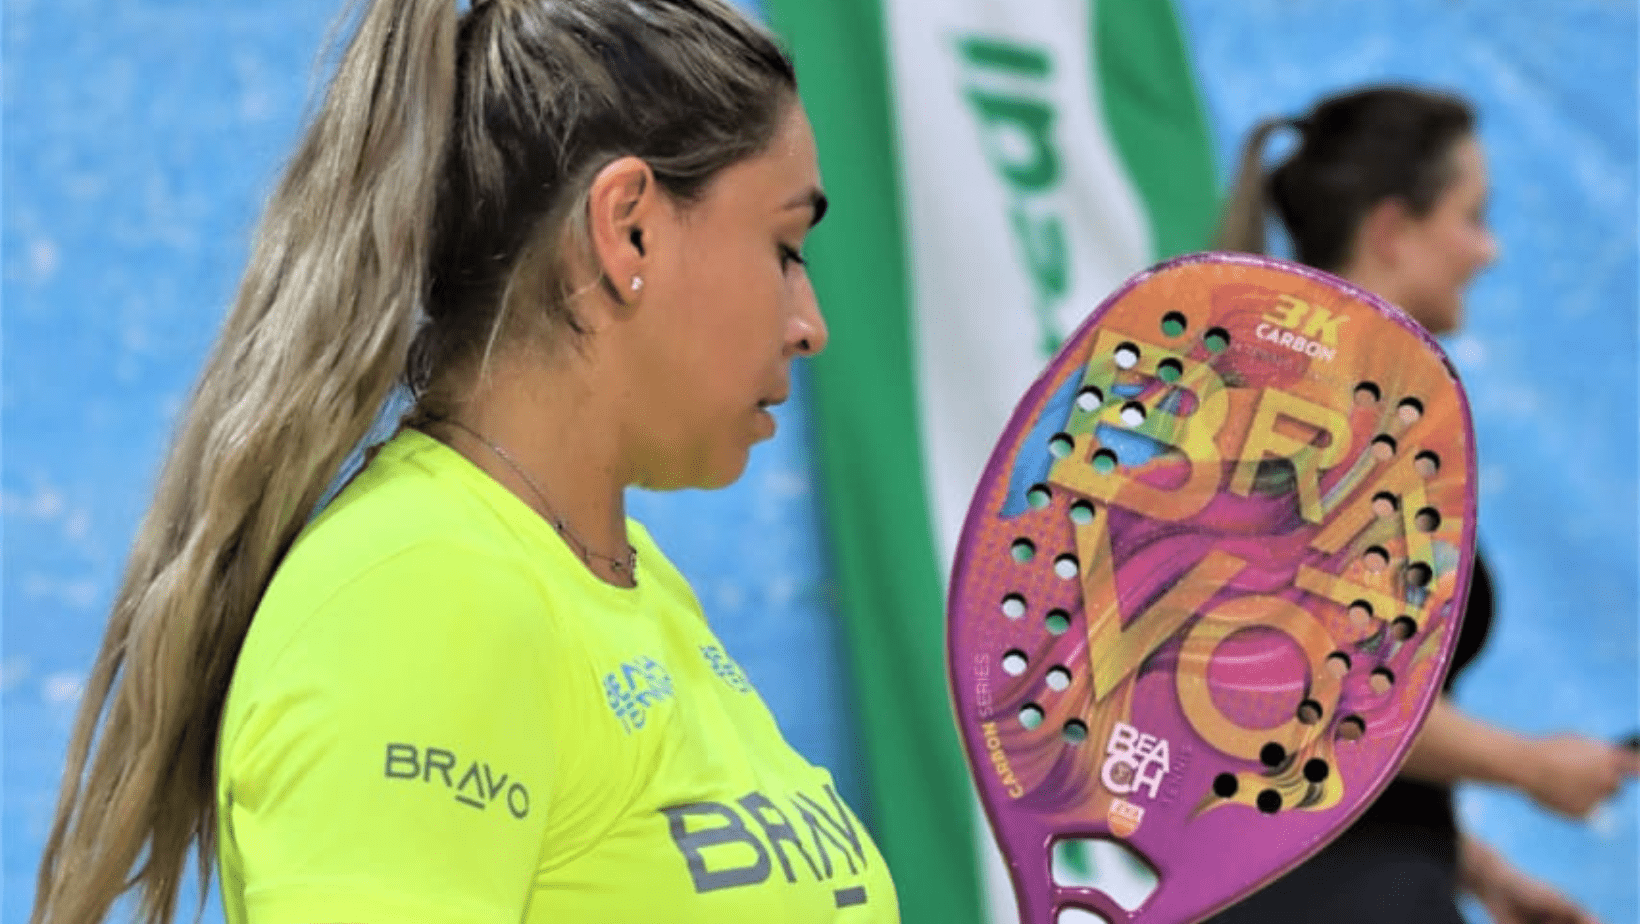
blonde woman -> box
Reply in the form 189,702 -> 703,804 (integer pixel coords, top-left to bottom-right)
31,1 -> 897,922
1209,85 -> 1637,924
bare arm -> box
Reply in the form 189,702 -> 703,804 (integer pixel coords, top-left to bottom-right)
1460,834 -> 1602,924
1399,694 -> 1639,818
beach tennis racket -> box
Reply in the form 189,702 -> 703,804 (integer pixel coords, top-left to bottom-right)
947,252 -> 1478,924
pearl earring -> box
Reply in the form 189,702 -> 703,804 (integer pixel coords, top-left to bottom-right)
630,276 -> 644,293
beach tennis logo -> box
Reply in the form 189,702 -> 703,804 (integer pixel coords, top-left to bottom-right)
604,655 -> 674,733
700,644 -> 752,693
1100,721 -> 1171,801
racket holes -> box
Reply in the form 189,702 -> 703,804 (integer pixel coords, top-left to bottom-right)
1114,343 -> 1141,369
1338,715 -> 1367,741
1362,546 -> 1389,571
1260,742 -> 1287,768
1053,554 -> 1079,580
1372,492 -> 1399,517
1391,616 -> 1419,641
1011,539 -> 1036,563
1019,703 -> 1045,730
1354,382 -> 1382,406
1204,327 -> 1231,353
1092,449 -> 1118,474
1045,609 -> 1072,635
1158,358 -> 1184,383
1303,758 -> 1331,783
1045,666 -> 1072,691
1397,397 -> 1424,424
1415,507 -> 1441,532
1256,789 -> 1283,814
1369,667 -> 1396,694
1161,311 -> 1189,337
1069,500 -> 1096,525
1076,386 -> 1105,412
1049,433 -> 1074,458
1325,652 -> 1352,678
1414,451 -> 1441,478
1055,911 -> 1110,924
1062,719 -> 1089,745
1027,484 -> 1052,510
1001,650 -> 1029,676
1371,435 -> 1398,461
1297,699 -> 1324,724
1405,562 -> 1433,588
1119,402 -> 1147,427
1213,773 -> 1239,798
1348,600 -> 1374,627
1001,594 -> 1027,619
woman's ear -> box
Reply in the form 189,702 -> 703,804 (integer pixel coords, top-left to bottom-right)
586,156 -> 657,302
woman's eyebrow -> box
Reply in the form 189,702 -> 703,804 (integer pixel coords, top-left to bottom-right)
782,187 -> 829,228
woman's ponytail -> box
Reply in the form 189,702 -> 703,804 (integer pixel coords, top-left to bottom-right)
1213,116 -> 1292,255
32,3 -> 458,922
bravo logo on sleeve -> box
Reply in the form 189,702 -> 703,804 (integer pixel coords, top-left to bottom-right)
383,743 -> 531,819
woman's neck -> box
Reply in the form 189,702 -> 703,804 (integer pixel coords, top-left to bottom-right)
439,354 -> 636,587
1338,259 -> 1405,311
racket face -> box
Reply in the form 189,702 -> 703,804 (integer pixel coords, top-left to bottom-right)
947,253 -> 1477,924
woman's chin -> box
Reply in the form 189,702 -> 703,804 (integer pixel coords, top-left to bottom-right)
690,449 -> 755,492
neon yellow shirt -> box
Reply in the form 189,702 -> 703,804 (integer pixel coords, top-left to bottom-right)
217,429 -> 898,924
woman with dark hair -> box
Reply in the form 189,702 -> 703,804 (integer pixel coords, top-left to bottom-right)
1208,85 -> 1636,924
30,2 -> 897,923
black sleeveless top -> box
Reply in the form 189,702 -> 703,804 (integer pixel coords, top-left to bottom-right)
1202,556 -> 1497,924
1344,553 -> 1494,862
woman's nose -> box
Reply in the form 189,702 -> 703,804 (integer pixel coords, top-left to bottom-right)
790,288 -> 829,357
1479,228 -> 1501,267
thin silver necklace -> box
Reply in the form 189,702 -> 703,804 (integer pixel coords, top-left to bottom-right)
443,418 -> 638,579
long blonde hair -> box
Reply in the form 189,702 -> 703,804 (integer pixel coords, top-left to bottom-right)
31,2 -> 796,922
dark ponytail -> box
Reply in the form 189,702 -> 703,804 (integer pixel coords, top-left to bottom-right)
1214,116 -> 1295,254
1217,85 -> 1475,273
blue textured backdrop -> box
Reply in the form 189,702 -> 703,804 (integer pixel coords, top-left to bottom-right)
3,1 -> 1635,922
1177,4 -> 1639,922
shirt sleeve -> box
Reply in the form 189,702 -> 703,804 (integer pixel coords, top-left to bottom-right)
221,541 -> 560,924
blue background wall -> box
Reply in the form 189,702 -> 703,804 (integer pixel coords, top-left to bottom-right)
1179,5 -> 1639,921
4,1 -> 1635,922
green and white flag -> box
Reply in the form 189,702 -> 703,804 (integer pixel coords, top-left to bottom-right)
762,1 -> 1218,921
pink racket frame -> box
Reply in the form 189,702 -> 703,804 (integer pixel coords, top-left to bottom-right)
947,252 -> 1478,924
